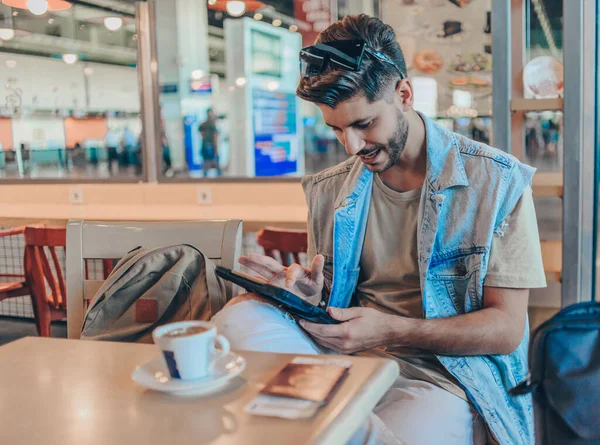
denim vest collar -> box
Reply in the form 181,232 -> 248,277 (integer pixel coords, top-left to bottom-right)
424,115 -> 469,193
329,114 -> 469,308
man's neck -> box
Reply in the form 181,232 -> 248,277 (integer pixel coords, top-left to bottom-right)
379,109 -> 427,192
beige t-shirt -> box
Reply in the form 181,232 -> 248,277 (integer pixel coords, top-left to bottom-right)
356,174 -> 546,401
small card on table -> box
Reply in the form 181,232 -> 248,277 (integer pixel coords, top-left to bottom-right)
244,357 -> 352,419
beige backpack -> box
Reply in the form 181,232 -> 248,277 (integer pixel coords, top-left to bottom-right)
81,244 -> 225,343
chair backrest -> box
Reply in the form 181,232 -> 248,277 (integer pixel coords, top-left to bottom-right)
0,226 -> 26,283
66,219 -> 243,339
256,227 -> 308,267
23,227 -> 67,310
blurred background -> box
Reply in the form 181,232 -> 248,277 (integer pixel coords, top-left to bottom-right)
1,0 -> 593,336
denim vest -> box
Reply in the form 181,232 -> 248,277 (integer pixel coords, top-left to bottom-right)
302,116 -> 536,445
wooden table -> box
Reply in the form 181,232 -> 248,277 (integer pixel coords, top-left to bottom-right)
0,338 -> 399,445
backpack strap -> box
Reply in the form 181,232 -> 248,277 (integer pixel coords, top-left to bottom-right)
203,254 -> 227,316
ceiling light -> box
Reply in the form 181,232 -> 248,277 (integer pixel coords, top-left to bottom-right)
5,59 -> 17,68
272,18 -> 282,27
3,0 -> 71,13
289,24 -> 298,32
83,66 -> 93,76
103,16 -> 122,31
191,69 -> 204,80
225,0 -> 246,17
47,18 -> 53,24
253,13 -> 262,20
235,77 -> 247,87
27,0 -> 48,15
266,81 -> 279,91
62,53 -> 78,64
0,28 -> 15,40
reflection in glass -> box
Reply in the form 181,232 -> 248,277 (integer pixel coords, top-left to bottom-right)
0,2 -> 141,180
524,0 -> 563,99
155,0 -> 504,179
526,0 -> 563,63
524,111 -> 562,172
383,0 -> 493,152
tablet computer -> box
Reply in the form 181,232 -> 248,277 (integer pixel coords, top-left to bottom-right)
215,266 -> 339,324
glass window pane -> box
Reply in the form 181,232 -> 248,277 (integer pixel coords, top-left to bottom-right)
383,0 -> 493,144
156,0 -> 383,179
526,0 -> 563,63
0,3 -> 141,180
524,111 -> 562,171
524,0 -> 563,99
524,0 -> 563,320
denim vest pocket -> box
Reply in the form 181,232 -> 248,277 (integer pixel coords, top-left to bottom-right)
428,250 -> 484,315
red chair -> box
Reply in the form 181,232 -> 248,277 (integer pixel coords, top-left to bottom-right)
256,227 -> 308,267
23,227 -> 67,337
0,227 -> 30,303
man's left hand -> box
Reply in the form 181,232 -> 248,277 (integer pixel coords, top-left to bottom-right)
299,307 -> 398,354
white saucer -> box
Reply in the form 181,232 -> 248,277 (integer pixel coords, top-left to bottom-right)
132,352 -> 246,396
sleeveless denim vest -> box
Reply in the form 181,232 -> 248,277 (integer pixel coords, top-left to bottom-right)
302,116 -> 536,445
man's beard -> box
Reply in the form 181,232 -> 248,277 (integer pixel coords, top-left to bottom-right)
359,110 -> 409,173
377,110 -> 409,173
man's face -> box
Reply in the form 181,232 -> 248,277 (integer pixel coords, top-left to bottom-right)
318,93 -> 409,173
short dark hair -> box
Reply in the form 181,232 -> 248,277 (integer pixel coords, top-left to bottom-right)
296,14 -> 406,108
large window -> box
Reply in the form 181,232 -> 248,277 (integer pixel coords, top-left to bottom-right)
0,1 -> 140,181
522,0 -> 563,172
383,0 -> 493,145
154,0 -> 367,180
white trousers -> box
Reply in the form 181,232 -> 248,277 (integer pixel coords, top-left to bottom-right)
212,300 -> 488,445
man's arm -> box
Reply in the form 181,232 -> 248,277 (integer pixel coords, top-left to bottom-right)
300,286 -> 529,356
389,286 -> 529,355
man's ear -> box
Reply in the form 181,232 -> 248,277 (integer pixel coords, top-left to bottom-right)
394,79 -> 414,111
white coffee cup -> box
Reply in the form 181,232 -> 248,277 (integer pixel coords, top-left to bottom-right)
152,321 -> 230,381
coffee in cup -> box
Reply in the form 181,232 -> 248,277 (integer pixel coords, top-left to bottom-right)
163,325 -> 209,338
153,321 -> 230,380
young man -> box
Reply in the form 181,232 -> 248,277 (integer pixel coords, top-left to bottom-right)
199,108 -> 221,176
212,15 -> 546,445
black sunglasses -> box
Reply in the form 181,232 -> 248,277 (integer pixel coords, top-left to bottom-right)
299,39 -> 405,79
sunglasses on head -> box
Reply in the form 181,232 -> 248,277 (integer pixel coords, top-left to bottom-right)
299,39 -> 406,79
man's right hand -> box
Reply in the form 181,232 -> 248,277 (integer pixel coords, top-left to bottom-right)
238,253 -> 325,304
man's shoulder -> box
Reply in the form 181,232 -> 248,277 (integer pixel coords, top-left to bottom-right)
453,132 -> 518,170
301,157 -> 357,193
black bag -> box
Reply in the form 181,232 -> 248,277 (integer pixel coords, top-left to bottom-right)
511,301 -> 600,444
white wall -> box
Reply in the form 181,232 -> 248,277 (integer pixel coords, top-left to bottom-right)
87,63 -> 139,112
0,53 -> 139,113
11,118 -> 66,148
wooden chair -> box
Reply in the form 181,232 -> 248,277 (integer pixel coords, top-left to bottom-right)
0,227 -> 30,304
256,227 -> 308,267
23,227 -> 67,337
66,219 -> 243,339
